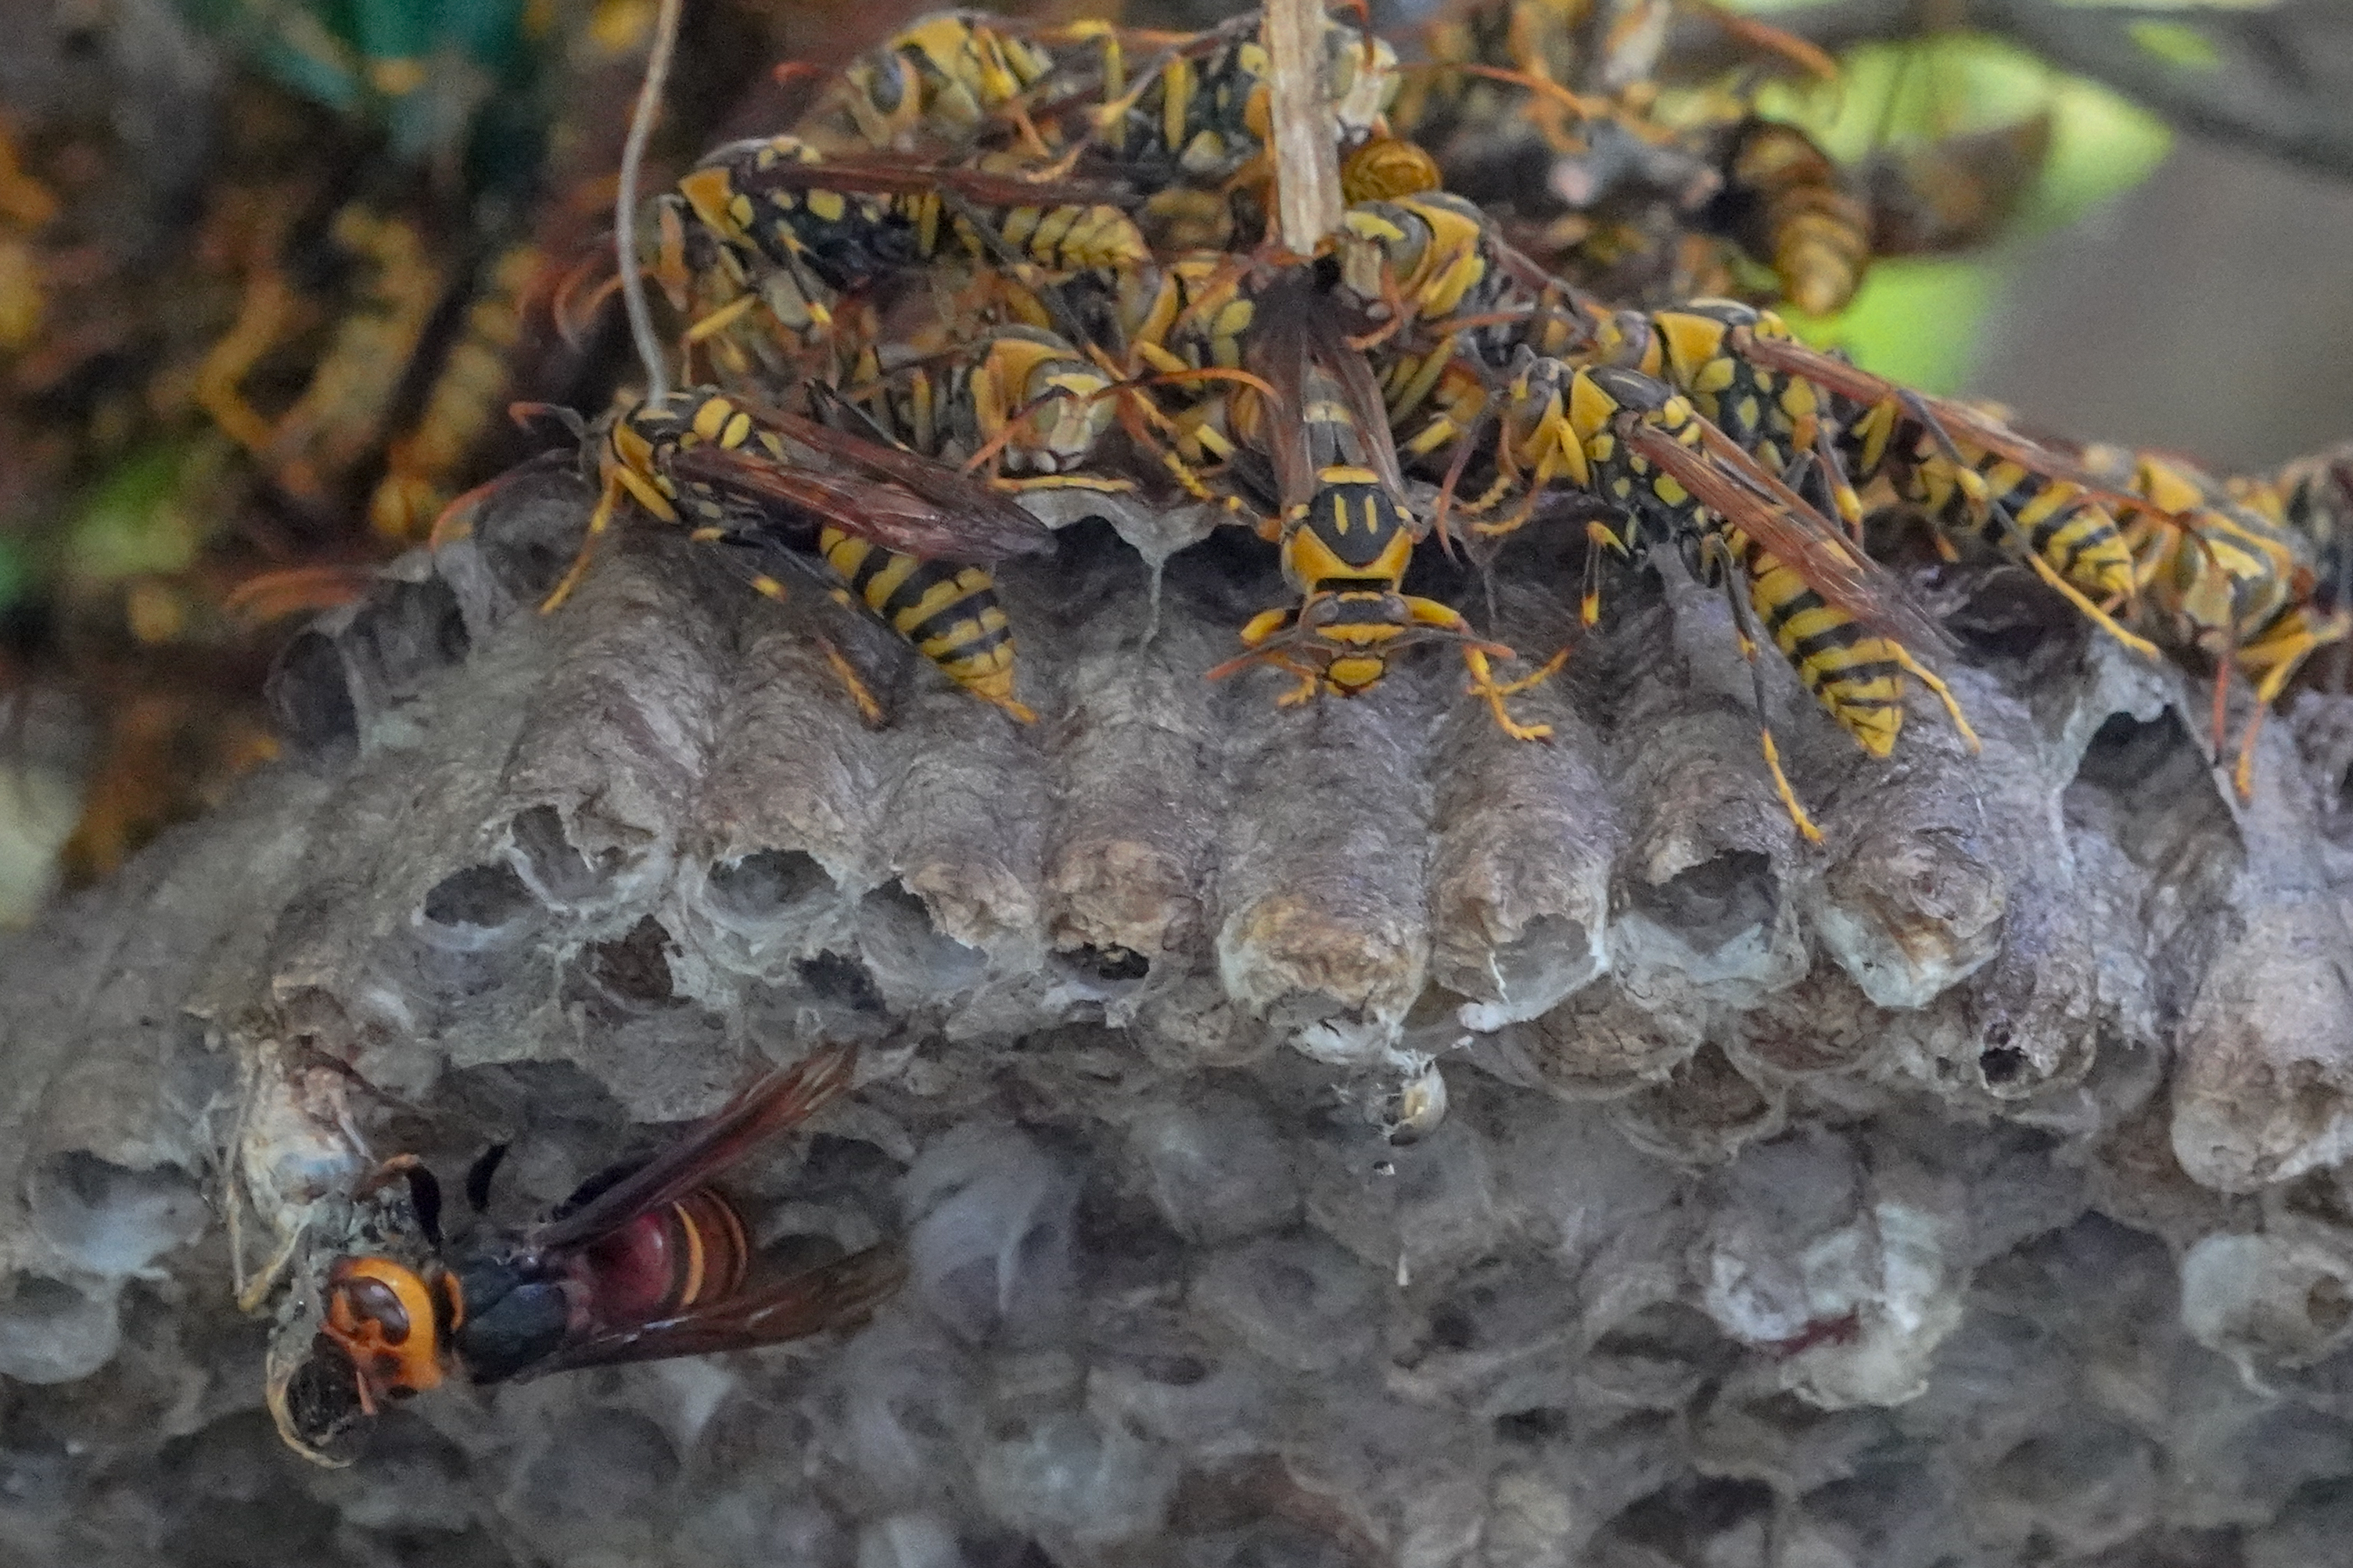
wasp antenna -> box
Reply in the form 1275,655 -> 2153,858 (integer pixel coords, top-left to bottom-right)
619,0 -> 684,404
508,401 -> 587,441
551,253 -> 625,349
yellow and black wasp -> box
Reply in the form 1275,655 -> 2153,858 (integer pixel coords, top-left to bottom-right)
1462,348 -> 1976,838
2144,459 -> 2334,784
1330,183 -> 1605,493
2240,441 -> 2353,626
1337,189 -> 1542,350
1011,8 -> 1399,252
805,10 -> 1066,156
0,119 -> 56,352
1602,301 -> 2157,658
1385,0 -> 1693,158
368,242 -> 544,542
1085,9 -> 1396,184
1695,118 -> 1873,321
541,386 -> 1058,722
617,135 -> 1148,385
1385,0 -> 1848,309
835,323 -> 1125,493
1205,271 -> 1562,740
2100,443 -> 2353,797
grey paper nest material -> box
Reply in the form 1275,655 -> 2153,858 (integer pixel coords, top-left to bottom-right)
8,468 -> 2353,1567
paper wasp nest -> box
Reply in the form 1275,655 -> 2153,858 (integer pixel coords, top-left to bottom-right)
5,464 -> 2353,1568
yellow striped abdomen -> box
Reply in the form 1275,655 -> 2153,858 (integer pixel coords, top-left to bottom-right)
991,203 -> 1148,272
1729,527 -> 1907,758
1910,454 -> 2132,599
818,528 -> 1027,717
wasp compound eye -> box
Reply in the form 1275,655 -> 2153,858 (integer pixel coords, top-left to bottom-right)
320,1257 -> 447,1404
333,1273 -> 411,1342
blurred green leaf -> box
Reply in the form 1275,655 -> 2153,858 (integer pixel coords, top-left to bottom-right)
2125,20 -> 2223,69
65,445 -> 208,583
1787,260 -> 1999,396
173,0 -> 549,169
1752,32 -> 2172,227
1738,23 -> 2173,385
2025,63 -> 2173,225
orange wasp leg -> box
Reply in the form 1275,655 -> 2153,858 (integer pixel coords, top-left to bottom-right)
1403,597 -> 1559,742
2228,615 -> 2351,798
817,637 -> 888,727
542,463 -> 675,614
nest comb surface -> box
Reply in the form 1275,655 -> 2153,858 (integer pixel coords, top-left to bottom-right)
5,468 -> 2353,1566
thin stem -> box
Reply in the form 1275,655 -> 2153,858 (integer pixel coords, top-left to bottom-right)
620,0 -> 684,405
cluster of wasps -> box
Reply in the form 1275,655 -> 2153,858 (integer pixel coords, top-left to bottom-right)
257,0 -> 2353,1465
499,0 -> 2353,836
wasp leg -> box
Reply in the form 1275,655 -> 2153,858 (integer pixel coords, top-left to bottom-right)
1270,655 -> 1324,708
682,292 -> 760,346
1988,492 -> 2161,660
817,636 -> 888,727
1700,533 -> 1825,843
1902,396 -> 2161,660
1403,597 -> 1555,741
1207,607 -> 1317,705
1813,424 -> 1866,538
541,465 -> 666,614
2230,615 -> 2351,798
1888,641 -> 1981,752
990,472 -> 1137,494
1473,402 -> 1587,538
541,475 -> 620,614
2209,650 -> 2236,767
1112,385 -> 1242,514
1580,518 -> 1631,627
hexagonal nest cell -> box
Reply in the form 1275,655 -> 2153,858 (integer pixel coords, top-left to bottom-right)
7,454 -> 2353,1568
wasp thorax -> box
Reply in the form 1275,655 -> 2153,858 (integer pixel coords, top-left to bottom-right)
1295,476 -> 1415,579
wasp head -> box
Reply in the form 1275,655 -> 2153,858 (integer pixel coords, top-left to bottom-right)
990,329 -> 1117,474
319,1254 -> 460,1412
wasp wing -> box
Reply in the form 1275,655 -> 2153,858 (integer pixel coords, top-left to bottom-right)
664,441 -> 1053,564
529,1043 -> 860,1253
723,399 -> 1060,561
1737,334 -> 2157,517
1243,282 -> 1313,512
1245,272 -> 1408,508
517,1243 -> 908,1377
718,150 -> 1137,211
1621,418 -> 1957,658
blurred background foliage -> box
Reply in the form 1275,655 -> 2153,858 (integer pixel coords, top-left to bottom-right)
0,0 -> 2349,923
1748,24 -> 2174,392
